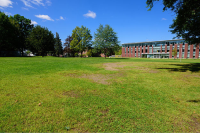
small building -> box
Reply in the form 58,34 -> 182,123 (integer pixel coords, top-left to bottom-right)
122,39 -> 200,59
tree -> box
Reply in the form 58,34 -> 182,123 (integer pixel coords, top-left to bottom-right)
10,14 -> 33,56
146,0 -> 200,45
172,48 -> 177,59
0,12 -> 19,52
70,26 -> 92,58
86,49 -> 92,57
93,24 -> 120,59
55,32 -> 63,57
63,35 -> 73,57
28,25 -> 55,57
115,46 -> 122,55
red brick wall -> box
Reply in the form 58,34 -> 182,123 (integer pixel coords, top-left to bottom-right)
143,46 -> 146,54
184,43 -> 188,58
190,44 -> 193,58
126,47 -> 128,57
165,44 -> 167,53
195,43 -> 199,59
140,46 -> 142,57
133,47 -> 135,57
129,47 -> 131,57
122,47 -> 125,57
136,46 -> 138,57
174,44 -> 177,58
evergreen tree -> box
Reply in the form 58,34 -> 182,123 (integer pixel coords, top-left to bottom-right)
55,32 -> 63,57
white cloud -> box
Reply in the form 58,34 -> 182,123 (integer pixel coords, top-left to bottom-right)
162,18 -> 167,20
21,0 -> 51,8
5,12 -> 12,15
35,14 -> 54,21
60,16 -> 64,20
0,0 -> 13,8
46,0 -> 51,6
22,7 -> 29,10
83,10 -> 96,19
31,20 -> 38,25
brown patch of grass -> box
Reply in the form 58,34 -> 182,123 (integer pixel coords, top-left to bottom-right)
149,70 -> 159,73
63,90 -> 80,98
103,63 -> 127,71
188,115 -> 200,132
80,74 -> 110,85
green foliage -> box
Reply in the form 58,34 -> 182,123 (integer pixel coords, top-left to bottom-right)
70,26 -> 92,57
146,0 -> 200,44
74,53 -> 78,57
172,48 -> 177,58
10,14 -> 33,56
28,25 -> 55,57
26,50 -> 31,55
0,12 -> 19,51
115,46 -> 122,55
86,49 -> 92,57
93,24 -> 120,58
55,32 -> 63,56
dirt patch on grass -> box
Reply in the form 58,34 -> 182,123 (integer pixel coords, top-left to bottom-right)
188,116 -> 200,132
149,70 -> 159,73
103,63 -> 127,71
63,90 -> 80,98
79,73 -> 124,85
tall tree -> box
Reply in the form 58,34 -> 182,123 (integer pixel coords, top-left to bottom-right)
146,0 -> 200,45
28,25 -> 55,57
10,14 -> 33,56
63,35 -> 73,57
55,32 -> 63,57
93,24 -> 120,59
70,26 -> 92,57
0,12 -> 19,52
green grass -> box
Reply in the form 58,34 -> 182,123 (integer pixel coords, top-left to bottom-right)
0,57 -> 200,132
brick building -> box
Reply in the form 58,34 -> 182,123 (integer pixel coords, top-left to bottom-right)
122,39 -> 200,59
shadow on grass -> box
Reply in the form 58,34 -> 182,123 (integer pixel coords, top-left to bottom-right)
187,99 -> 200,103
157,63 -> 200,72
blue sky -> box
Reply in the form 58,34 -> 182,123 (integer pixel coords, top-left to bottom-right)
0,0 -> 178,45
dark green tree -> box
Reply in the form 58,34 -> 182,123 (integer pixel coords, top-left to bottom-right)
146,0 -> 200,45
55,32 -> 63,57
28,25 -> 55,57
10,14 -> 33,56
93,24 -> 120,59
70,26 -> 92,58
0,12 -> 19,52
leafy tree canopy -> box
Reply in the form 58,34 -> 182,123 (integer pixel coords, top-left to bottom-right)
146,0 -> 200,44
93,24 -> 120,58
10,14 -> 33,55
28,25 -> 55,57
0,12 -> 19,51
70,26 -> 92,57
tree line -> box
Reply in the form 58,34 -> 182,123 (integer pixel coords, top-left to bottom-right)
0,11 -> 121,58
0,11 -> 63,57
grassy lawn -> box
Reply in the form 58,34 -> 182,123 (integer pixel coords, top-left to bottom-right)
0,57 -> 200,132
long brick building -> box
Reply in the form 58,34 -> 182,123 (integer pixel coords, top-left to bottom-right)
122,39 -> 200,59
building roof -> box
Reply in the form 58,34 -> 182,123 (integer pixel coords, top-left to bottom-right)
122,39 -> 185,45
